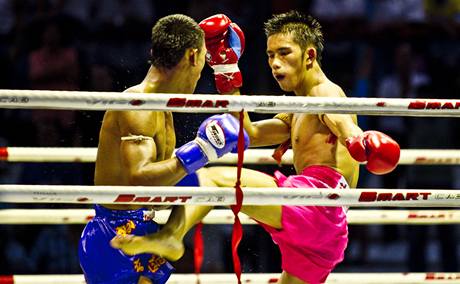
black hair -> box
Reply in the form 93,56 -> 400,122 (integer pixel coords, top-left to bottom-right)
150,14 -> 204,69
264,11 -> 324,63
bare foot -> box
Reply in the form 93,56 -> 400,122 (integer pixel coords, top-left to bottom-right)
110,233 -> 185,261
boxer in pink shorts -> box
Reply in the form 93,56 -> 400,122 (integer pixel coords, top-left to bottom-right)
260,166 -> 349,284
112,11 -> 401,284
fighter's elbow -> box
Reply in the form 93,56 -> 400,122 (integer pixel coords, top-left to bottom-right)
127,170 -> 148,186
247,132 -> 263,147
249,136 -> 265,147
246,124 -> 264,147
329,118 -> 356,137
129,169 -> 168,186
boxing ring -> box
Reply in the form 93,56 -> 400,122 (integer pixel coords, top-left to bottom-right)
1,90 -> 460,283
1,273 -> 460,284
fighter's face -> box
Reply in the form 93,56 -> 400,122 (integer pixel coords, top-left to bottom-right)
266,33 -> 304,92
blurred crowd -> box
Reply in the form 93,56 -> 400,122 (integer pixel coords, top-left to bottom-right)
0,0 -> 460,276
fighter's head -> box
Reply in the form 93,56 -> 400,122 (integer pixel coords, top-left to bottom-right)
150,14 -> 206,90
264,11 -> 324,92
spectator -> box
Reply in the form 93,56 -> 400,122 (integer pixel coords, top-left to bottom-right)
0,0 -> 14,37
371,0 -> 425,23
405,113 -> 458,272
91,0 -> 153,32
28,20 -> 80,146
311,0 -> 367,21
29,21 -> 79,91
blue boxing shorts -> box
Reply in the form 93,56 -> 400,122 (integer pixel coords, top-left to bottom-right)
79,173 -> 199,284
79,205 -> 174,284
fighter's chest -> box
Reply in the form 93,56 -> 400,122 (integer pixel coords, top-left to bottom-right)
291,114 -> 320,143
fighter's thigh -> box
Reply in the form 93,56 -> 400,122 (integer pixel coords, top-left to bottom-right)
278,271 -> 308,284
196,168 -> 218,186
241,205 -> 282,229
197,167 -> 282,228
197,167 -> 277,187
138,276 -> 152,284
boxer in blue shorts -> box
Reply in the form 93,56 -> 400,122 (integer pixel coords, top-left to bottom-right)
79,175 -> 200,284
79,205 -> 173,284
79,14 -> 248,284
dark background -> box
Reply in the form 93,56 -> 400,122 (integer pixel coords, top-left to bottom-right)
0,0 -> 459,276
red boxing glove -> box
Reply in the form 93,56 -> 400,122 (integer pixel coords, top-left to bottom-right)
199,14 -> 245,94
346,131 -> 400,175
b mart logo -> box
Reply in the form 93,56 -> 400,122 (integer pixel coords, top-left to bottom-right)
0,96 -> 29,103
114,194 -> 192,203
434,193 -> 460,200
167,98 -> 229,108
86,99 -> 145,106
359,192 -> 431,202
408,101 -> 460,110
425,272 -> 460,280
86,99 -> 128,105
408,212 -> 453,219
415,157 -> 460,164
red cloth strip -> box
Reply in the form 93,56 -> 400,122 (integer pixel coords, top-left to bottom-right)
0,275 -> 14,284
272,139 -> 291,165
193,222 -> 204,284
230,111 -> 245,284
0,147 -> 8,160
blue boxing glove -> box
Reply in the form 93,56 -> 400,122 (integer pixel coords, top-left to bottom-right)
176,114 -> 249,174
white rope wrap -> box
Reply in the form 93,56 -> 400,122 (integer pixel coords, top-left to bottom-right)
1,89 -> 460,116
0,185 -> 459,207
2,147 -> 460,165
121,135 -> 153,142
2,209 -> 460,225
214,149 -> 460,165
0,147 -> 98,163
1,273 -> 459,284
211,63 -> 240,74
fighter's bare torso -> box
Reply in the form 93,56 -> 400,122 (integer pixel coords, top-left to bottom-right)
290,113 -> 358,187
289,82 -> 359,188
94,84 -> 176,210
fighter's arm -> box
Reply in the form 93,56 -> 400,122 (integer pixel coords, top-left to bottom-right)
312,85 -> 361,144
321,114 -> 362,146
118,111 -> 187,186
229,89 -> 290,147
316,86 -> 400,175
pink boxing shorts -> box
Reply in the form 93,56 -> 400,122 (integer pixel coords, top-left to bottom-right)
259,165 -> 349,284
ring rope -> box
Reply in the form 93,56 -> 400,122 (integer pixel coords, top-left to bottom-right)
1,209 -> 460,225
1,273 -> 459,284
1,89 -> 460,116
1,147 -> 460,165
0,185 -> 459,207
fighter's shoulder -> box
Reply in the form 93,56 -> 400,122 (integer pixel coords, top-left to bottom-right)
118,110 -> 157,122
123,84 -> 143,94
310,80 -> 346,98
116,110 -> 160,136
114,110 -> 156,122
